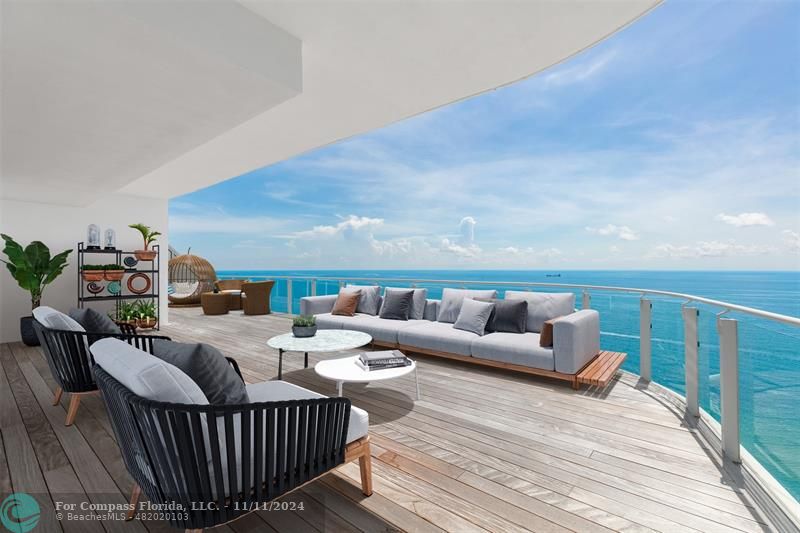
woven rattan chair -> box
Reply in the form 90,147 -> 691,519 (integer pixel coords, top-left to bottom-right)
92,342 -> 373,532
215,279 -> 246,310
241,280 -> 275,315
33,319 -> 169,426
201,292 -> 229,315
169,253 -> 217,307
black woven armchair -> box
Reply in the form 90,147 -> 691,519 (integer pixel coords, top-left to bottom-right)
32,320 -> 170,426
94,363 -> 372,532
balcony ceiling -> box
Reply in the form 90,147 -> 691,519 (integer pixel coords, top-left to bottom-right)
1,0 -> 660,206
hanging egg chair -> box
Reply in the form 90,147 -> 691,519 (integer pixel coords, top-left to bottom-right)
168,251 -> 217,307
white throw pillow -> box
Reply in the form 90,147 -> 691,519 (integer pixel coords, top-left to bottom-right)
91,338 -> 208,405
344,284 -> 381,315
437,288 -> 498,323
453,298 -> 495,336
32,306 -> 85,332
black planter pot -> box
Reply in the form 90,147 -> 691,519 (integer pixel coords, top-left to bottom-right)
292,325 -> 317,338
20,316 -> 40,346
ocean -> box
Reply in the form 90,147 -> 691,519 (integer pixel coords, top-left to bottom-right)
218,269 -> 800,499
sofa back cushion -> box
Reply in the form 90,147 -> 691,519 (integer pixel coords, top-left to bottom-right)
91,338 -> 208,405
504,291 -> 575,333
385,287 -> 428,319
344,285 -> 381,315
453,299 -> 495,336
331,289 -> 361,316
437,288 -> 498,323
379,288 -> 415,320
151,339 -> 249,405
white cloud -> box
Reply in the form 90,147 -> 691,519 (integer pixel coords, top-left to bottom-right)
783,230 -> 800,252
609,245 -> 621,253
586,224 -> 639,241
648,240 -> 774,259
544,51 -> 616,87
716,212 -> 775,227
294,215 -> 384,238
440,238 -> 481,258
459,216 -> 476,244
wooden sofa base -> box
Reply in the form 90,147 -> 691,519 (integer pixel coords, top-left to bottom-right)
372,340 -> 625,390
127,436 -> 373,532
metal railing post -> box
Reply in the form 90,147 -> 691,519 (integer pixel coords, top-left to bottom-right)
640,298 -> 652,381
287,280 -> 293,315
718,316 -> 741,463
311,279 -> 317,297
582,290 -> 591,310
683,306 -> 699,418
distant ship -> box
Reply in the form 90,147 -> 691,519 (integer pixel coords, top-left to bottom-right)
545,273 -> 561,278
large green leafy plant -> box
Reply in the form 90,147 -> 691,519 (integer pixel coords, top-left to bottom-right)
128,223 -> 160,250
1,234 -> 72,309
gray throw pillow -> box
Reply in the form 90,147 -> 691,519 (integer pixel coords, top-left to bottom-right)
437,288 -> 498,323
379,289 -> 414,320
344,285 -> 381,315
69,307 -> 121,334
385,287 -> 428,319
504,291 -> 575,333
453,298 -> 495,336
152,339 -> 249,405
478,298 -> 528,334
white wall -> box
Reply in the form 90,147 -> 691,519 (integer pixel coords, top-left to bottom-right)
0,193 -> 168,342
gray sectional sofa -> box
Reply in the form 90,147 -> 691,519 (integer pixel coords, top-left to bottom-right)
300,288 -> 601,386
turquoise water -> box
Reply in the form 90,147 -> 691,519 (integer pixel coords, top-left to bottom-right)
219,269 -> 800,500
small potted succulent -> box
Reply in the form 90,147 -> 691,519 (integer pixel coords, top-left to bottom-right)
292,315 -> 317,338
129,223 -> 160,261
103,263 -> 125,281
81,264 -> 105,282
135,300 -> 157,329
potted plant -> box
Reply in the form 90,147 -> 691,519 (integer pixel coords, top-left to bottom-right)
292,315 -> 317,338
103,263 -> 125,281
81,264 -> 105,281
135,300 -> 157,329
129,223 -> 160,261
116,301 -> 138,329
0,234 -> 71,346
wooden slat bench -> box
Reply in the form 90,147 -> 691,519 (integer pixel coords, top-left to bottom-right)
576,350 -> 627,389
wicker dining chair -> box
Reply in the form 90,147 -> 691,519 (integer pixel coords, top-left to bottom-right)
33,319 -> 169,426
92,340 -> 372,532
215,279 -> 246,311
241,280 -> 275,315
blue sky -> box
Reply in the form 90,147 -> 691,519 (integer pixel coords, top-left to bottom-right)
170,0 -> 800,270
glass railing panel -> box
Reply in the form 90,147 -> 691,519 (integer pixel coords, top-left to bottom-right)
697,306 -> 722,421
270,278 -> 288,313
650,297 -> 685,395
587,291 -> 641,374
737,316 -> 800,500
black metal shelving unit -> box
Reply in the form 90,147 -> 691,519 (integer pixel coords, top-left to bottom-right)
77,242 -> 160,330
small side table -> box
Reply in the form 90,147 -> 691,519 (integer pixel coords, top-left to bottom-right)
201,292 -> 229,315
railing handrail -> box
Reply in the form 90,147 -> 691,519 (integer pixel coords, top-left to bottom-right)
223,274 -> 800,327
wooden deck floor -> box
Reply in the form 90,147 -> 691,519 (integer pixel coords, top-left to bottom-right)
0,307 -> 785,532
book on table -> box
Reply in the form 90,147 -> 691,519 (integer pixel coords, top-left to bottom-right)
357,350 -> 411,371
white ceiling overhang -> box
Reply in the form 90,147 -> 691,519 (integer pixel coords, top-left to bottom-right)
1,0 -> 661,205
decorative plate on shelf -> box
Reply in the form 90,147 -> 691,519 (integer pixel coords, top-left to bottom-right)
87,282 -> 104,295
123,256 -> 138,268
127,273 -> 152,295
107,281 -> 122,295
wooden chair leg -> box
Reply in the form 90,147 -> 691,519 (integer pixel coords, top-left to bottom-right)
126,484 -> 141,521
358,440 -> 373,496
52,386 -> 63,406
65,394 -> 81,426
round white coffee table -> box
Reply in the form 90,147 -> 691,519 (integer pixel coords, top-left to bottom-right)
267,329 -> 372,379
315,355 -> 420,399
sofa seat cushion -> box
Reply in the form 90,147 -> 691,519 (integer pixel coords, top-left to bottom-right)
471,332 -> 554,370
246,381 -> 368,444
345,316 -> 429,344
314,312 -> 350,330
398,321 -> 479,356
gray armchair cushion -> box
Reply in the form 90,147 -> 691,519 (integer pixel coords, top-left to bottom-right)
504,291 -> 575,333
384,287 -> 428,319
33,306 -> 85,332
453,298 -> 494,336
398,321 -> 478,356
423,299 -> 439,321
152,339 -> 249,405
379,288 -> 414,320
437,288 -> 498,323
69,307 -> 121,334
471,332 -> 554,370
553,310 -> 600,374
344,285 -> 381,315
